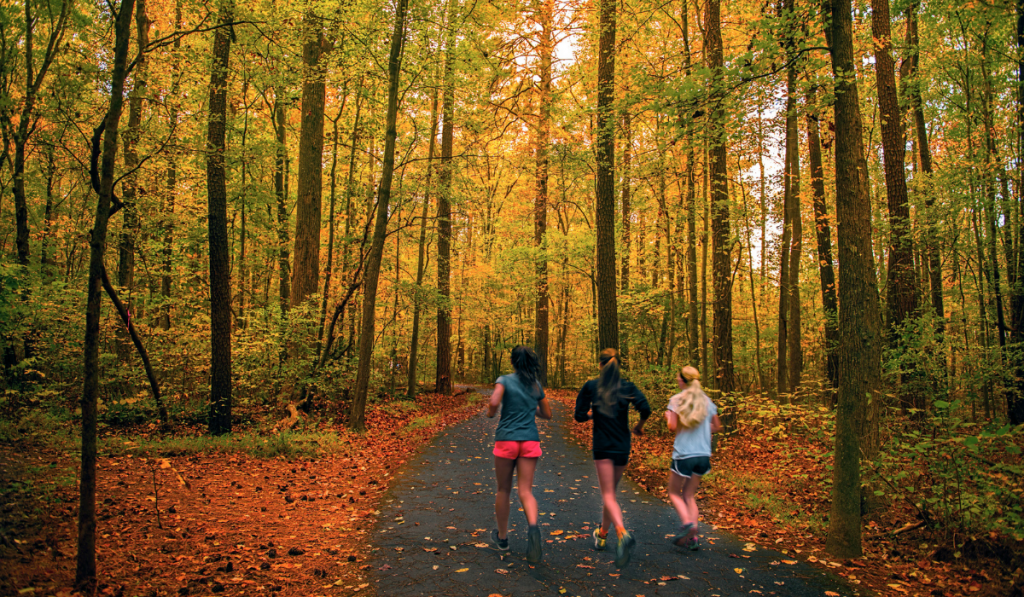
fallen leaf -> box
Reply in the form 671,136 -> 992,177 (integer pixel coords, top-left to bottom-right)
495,569 -> 509,575
456,568 -> 469,573
734,568 -> 744,574
550,530 -> 564,536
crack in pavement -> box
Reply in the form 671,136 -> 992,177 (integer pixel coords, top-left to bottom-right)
372,392 -> 863,596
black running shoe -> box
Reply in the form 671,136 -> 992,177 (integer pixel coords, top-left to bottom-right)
491,529 -> 509,552
526,525 -> 542,563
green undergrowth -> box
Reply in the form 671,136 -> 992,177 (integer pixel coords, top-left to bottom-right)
100,429 -> 349,459
725,471 -> 828,536
405,414 -> 440,432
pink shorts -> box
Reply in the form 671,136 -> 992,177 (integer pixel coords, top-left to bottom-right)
493,441 -> 542,459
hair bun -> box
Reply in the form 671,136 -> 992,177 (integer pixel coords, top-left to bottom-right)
681,365 -> 700,383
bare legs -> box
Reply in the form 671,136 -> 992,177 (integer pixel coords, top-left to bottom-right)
667,470 -> 702,540
494,456 -> 539,539
594,459 -> 627,537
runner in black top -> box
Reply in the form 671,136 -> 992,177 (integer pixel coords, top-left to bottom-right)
574,348 -> 651,568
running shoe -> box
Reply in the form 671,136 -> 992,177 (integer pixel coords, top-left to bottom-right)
614,530 -> 636,568
592,527 -> 607,551
672,523 -> 695,547
687,535 -> 700,551
526,525 -> 543,563
491,529 -> 509,552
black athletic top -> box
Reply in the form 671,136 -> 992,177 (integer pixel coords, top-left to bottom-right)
574,378 -> 652,455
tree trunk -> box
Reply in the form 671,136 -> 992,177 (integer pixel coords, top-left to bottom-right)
205,0 -> 234,436
77,0 -> 135,588
534,0 -> 552,385
1009,0 -> 1024,425
274,95 -> 291,315
905,1 -> 944,335
786,78 -> 803,395
407,87 -> 439,399
435,5 -> 456,396
350,0 -> 408,429
825,0 -> 882,560
159,0 -> 182,331
595,0 -> 619,352
290,13 -> 326,309
621,109 -> 631,293
12,1 -> 70,266
117,0 -> 148,293
706,0 -> 733,393
806,87 -> 839,394
872,0 -> 921,411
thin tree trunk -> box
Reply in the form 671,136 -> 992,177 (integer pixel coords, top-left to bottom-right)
407,87 -> 439,399
435,4 -> 456,396
621,110 -> 631,293
205,0 -> 235,436
77,0 -> 135,587
318,98 -> 347,353
534,0 -> 552,385
1009,0 -> 1024,425
701,141 -> 710,384
682,4 -> 698,366
806,86 -> 839,395
350,0 -> 408,429
159,0 -> 182,331
118,0 -> 148,293
274,95 -> 291,315
595,0 -> 619,351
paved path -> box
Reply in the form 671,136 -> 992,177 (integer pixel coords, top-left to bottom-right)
372,394 -> 863,596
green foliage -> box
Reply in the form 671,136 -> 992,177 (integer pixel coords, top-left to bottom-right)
868,401 -> 1024,540
405,414 -> 440,432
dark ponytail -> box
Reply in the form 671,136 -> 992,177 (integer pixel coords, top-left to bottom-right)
511,345 -> 541,395
596,348 -> 621,417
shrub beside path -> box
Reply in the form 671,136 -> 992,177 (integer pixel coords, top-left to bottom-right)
372,391 -> 861,596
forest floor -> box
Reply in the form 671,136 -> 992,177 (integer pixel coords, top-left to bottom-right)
0,389 -> 481,597
1,387 -> 1021,597
552,393 -> 1024,597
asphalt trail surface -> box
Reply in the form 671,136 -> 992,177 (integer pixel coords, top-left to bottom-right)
372,392 -> 863,596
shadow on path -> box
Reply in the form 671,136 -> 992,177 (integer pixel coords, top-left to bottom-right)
372,391 -> 864,596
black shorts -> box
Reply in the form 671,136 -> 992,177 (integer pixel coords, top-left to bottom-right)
593,451 -> 629,467
671,456 -> 711,478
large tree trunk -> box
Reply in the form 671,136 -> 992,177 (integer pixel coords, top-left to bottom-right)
205,0 -> 234,436
77,0 -> 135,588
872,0 -> 921,410
435,5 -> 456,396
806,87 -> 839,394
350,0 -> 408,429
825,0 -> 882,560
706,0 -> 733,392
594,0 -> 619,352
290,14 -> 326,309
406,87 -> 438,399
534,0 -> 552,385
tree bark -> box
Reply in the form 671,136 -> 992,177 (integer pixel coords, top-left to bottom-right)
290,12 -> 326,309
872,0 -> 921,412
595,0 -> 619,352
159,0 -> 182,332
77,0 -> 135,588
11,0 -> 70,266
534,0 -> 552,385
1009,0 -> 1024,425
825,0 -> 882,559
904,1 -> 944,335
350,0 -> 408,429
706,0 -> 733,392
407,86 -> 439,399
621,110 -> 631,293
205,0 -> 234,436
806,87 -> 839,394
117,0 -> 148,293
274,96 -> 291,315
435,4 -> 456,396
